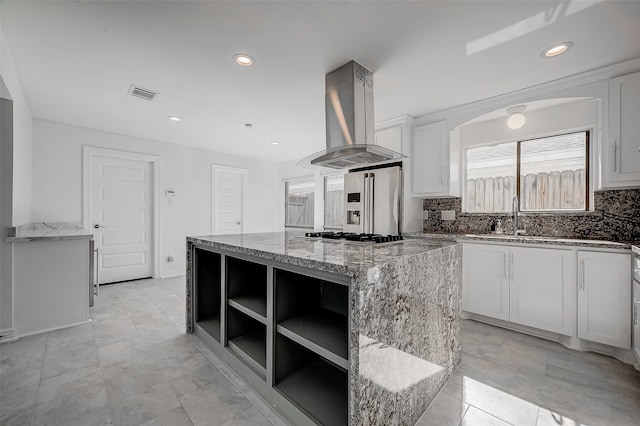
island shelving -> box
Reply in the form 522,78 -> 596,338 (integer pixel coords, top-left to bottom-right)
186,232 -> 462,425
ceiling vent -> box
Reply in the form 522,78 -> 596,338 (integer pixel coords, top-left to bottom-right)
128,85 -> 158,101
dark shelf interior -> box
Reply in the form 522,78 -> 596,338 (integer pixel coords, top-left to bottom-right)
227,306 -> 266,369
278,310 -> 348,360
275,334 -> 347,426
275,268 -> 348,358
195,248 -> 221,342
227,257 -> 267,316
228,294 -> 267,319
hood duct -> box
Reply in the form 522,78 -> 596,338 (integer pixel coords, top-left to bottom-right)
297,61 -> 405,169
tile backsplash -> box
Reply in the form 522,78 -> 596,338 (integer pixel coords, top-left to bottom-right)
422,189 -> 640,241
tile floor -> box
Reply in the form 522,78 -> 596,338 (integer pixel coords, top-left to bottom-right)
1,276 -> 639,426
417,319 -> 640,426
0,277 -> 285,426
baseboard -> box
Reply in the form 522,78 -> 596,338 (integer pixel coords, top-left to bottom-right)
14,319 -> 92,340
160,269 -> 185,279
0,328 -> 17,343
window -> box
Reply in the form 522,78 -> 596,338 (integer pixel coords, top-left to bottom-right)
285,176 -> 315,229
324,174 -> 344,230
465,131 -> 589,212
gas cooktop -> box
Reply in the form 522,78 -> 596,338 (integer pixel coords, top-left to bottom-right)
304,231 -> 404,244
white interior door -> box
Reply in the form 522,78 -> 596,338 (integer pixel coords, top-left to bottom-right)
91,156 -> 153,284
212,165 -> 246,235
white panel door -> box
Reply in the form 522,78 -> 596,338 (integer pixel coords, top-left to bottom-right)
510,247 -> 575,336
91,156 -> 152,283
212,166 -> 245,235
578,251 -> 631,348
462,243 -> 510,321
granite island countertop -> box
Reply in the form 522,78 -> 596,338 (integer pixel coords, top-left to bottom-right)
6,222 -> 93,242
188,231 -> 457,275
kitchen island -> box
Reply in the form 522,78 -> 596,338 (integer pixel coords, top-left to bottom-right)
186,232 -> 461,426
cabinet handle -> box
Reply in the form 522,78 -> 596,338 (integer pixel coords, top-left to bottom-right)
613,141 -> 618,172
634,297 -> 638,326
510,253 -> 514,280
503,253 -> 507,279
579,260 -> 585,291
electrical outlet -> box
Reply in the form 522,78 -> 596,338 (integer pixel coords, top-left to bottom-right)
441,210 -> 456,221
422,210 -> 429,219
167,255 -> 174,263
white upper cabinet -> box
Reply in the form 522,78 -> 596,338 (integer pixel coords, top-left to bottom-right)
462,243 -> 510,321
412,120 -> 458,197
578,251 -> 631,349
509,246 -> 575,336
634,280 -> 640,363
605,71 -> 640,187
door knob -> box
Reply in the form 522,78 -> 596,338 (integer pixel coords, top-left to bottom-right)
93,224 -> 106,229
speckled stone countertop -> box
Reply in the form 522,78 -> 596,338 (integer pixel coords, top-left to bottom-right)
6,222 -> 93,242
415,232 -> 634,250
187,232 -> 457,275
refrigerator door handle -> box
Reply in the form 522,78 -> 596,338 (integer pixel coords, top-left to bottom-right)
368,173 -> 375,234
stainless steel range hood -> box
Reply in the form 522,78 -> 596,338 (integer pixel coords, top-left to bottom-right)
297,61 -> 405,169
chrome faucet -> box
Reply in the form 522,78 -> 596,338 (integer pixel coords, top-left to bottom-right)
512,196 -> 526,236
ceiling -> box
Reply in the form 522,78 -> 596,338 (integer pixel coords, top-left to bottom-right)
2,1 -> 640,163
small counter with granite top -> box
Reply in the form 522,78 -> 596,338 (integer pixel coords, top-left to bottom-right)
6,222 -> 93,242
6,222 -> 93,339
186,232 -> 462,426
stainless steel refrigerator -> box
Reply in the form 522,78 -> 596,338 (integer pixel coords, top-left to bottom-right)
343,165 -> 401,235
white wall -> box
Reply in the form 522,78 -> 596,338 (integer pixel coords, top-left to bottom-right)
1,25 -> 32,225
31,119 -> 281,278
1,22 -> 34,336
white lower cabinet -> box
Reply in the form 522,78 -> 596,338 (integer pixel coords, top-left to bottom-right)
577,251 -> 631,349
463,243 -> 575,336
462,244 -> 510,320
510,247 -> 575,335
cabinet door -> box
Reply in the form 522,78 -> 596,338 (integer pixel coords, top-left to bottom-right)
462,244 -> 510,321
606,71 -> 640,186
510,247 -> 575,335
578,251 -> 631,349
412,121 -> 449,196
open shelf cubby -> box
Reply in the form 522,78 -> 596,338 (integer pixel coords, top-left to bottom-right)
226,257 -> 267,320
275,334 -> 348,426
227,305 -> 267,377
275,269 -> 348,365
194,248 -> 221,342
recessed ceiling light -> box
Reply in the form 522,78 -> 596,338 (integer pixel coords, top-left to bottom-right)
233,54 -> 254,67
271,141 -> 280,145
542,42 -> 573,58
167,116 -> 182,122
245,123 -> 253,128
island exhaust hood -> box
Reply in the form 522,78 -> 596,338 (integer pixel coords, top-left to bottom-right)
297,61 -> 405,169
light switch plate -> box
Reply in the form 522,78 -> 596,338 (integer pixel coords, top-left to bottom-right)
441,210 -> 456,221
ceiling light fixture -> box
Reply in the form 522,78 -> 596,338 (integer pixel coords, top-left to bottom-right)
271,141 -> 280,145
233,54 -> 254,67
167,116 -> 182,122
542,42 -> 573,58
506,105 -> 526,130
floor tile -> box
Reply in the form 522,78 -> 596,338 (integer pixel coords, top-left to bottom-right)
139,406 -> 194,426
170,364 -> 252,426
33,366 -> 112,426
148,335 -> 211,381
460,406 -> 513,426
41,335 -> 100,380
416,391 -> 469,426
92,312 -> 141,347
103,358 -> 181,426
46,322 -> 95,348
221,405 -> 273,426
97,337 -> 150,367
